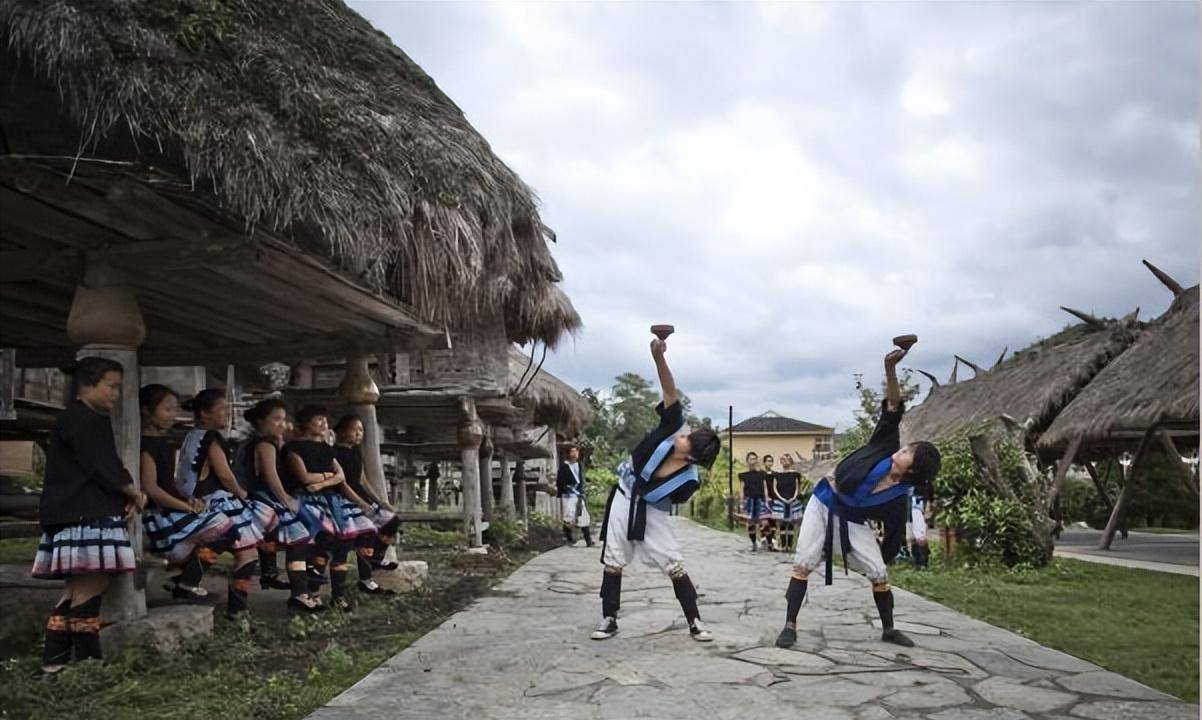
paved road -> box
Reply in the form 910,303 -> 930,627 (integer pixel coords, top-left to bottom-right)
1056,529 -> 1199,567
312,519 -> 1197,720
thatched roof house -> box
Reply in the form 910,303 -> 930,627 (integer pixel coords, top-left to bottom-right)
900,318 -> 1138,452
0,0 -> 579,357
1040,283 -> 1199,460
507,347 -> 592,437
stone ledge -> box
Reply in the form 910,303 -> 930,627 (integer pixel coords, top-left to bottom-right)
100,604 -> 214,656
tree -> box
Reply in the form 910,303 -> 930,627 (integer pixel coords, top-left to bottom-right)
839,368 -> 922,459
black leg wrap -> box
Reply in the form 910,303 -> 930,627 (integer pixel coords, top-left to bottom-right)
563,526 -> 574,544
600,572 -> 622,618
581,527 -> 593,545
873,589 -> 894,630
42,599 -> 72,667
258,547 -> 279,578
356,552 -> 373,580
228,560 -> 259,615
178,553 -> 205,587
785,577 -> 808,625
69,595 -> 103,661
671,574 -> 701,623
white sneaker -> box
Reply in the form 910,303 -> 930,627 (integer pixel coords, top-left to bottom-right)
590,616 -> 619,640
689,620 -> 714,642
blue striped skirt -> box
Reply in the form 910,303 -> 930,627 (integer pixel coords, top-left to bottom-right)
770,498 -> 804,522
301,490 -> 377,540
32,516 -> 137,580
143,507 -> 235,565
736,497 -> 770,521
364,502 -> 398,533
250,491 -> 332,546
203,490 -> 278,550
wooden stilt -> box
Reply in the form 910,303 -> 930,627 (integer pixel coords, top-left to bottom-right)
457,399 -> 484,547
1082,461 -> 1113,509
515,459 -> 528,521
479,435 -> 495,523
1098,428 -> 1156,550
498,451 -> 514,516
1155,429 -> 1199,499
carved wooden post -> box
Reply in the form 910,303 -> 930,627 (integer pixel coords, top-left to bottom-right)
67,259 -> 147,623
337,356 -> 388,502
479,434 -> 495,523
497,451 -> 514,516
457,399 -> 484,547
514,459 -> 528,521
1099,428 -> 1156,550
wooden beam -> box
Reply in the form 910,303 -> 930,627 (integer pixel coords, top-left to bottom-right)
992,346 -> 1008,369
1155,428 -> 1199,499
954,355 -> 984,376
0,185 -> 127,249
915,369 -> 940,388
1053,433 -> 1083,496
1098,427 -> 1156,550
1060,306 -> 1105,329
1142,259 -> 1185,297
1082,461 -> 1113,509
136,332 -> 425,366
0,237 -> 255,283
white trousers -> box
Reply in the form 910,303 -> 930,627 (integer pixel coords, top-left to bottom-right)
791,495 -> 888,583
910,505 -> 928,542
601,489 -> 683,573
560,495 -> 592,528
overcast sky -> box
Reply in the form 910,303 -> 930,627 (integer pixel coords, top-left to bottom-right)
351,1 -> 1200,430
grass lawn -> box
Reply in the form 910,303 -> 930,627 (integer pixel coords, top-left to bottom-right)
892,552 -> 1199,703
0,537 -> 40,565
1127,527 -> 1200,535
0,524 -> 562,720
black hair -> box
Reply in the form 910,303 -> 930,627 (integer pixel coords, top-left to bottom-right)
245,398 -> 288,428
906,441 -> 942,497
745,451 -> 758,461
687,428 -> 721,470
762,454 -> 774,463
333,414 -> 363,435
138,383 -> 178,415
180,388 -> 226,419
64,356 -> 124,399
295,405 -> 328,431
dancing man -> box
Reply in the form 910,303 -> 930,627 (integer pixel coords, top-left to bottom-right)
775,341 -> 941,649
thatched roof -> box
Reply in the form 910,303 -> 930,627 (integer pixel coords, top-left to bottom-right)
1,0 -> 578,345
900,317 -> 1138,447
1040,282 -> 1199,457
507,348 -> 591,436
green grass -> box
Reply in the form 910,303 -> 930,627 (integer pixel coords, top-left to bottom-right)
892,552 -> 1199,702
0,537 -> 39,564
1127,527 -> 1199,535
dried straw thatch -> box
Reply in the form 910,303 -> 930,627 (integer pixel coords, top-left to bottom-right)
1040,285 -> 1199,456
507,348 -> 592,436
900,319 -> 1138,447
1,1 -> 577,344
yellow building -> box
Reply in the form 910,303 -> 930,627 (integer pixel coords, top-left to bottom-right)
729,411 -> 834,464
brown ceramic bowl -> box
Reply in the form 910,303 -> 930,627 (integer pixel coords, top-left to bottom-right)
892,334 -> 918,350
651,324 -> 675,340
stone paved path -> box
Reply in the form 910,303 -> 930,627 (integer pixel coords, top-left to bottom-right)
311,519 -> 1198,720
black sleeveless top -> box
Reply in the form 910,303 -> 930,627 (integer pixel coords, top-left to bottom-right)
240,435 -> 280,495
282,440 -> 337,492
141,435 -> 183,506
193,430 -> 234,497
773,471 -> 800,499
739,470 -> 766,499
334,445 -> 365,497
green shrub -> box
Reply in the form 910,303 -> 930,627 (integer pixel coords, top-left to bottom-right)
482,515 -> 524,549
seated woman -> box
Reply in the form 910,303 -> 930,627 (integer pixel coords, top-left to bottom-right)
283,406 -> 376,610
176,389 -> 278,617
139,384 -> 233,600
240,398 -> 332,612
333,414 -> 401,595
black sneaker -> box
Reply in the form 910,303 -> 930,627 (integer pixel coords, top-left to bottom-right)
775,626 -> 797,648
287,596 -> 327,614
882,628 -> 915,647
260,575 -> 291,591
358,579 -> 396,596
590,616 -> 618,640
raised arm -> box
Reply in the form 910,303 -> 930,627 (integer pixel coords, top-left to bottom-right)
883,347 -> 908,411
650,339 -> 678,407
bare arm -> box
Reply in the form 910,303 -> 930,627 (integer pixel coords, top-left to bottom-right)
884,348 -> 908,411
141,451 -> 194,514
650,339 -> 678,407
337,479 -> 373,512
207,441 -> 247,500
286,451 -> 339,490
257,444 -> 297,512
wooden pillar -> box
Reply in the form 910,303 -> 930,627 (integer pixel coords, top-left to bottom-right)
479,435 -> 495,523
1083,461 -> 1113,509
457,399 -> 484,547
427,460 -> 440,510
1156,429 -> 1200,499
67,260 -> 147,623
1099,428 -> 1156,550
498,451 -> 514,516
337,356 -> 388,502
515,459 -> 528,521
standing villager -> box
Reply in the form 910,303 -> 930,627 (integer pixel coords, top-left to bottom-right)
237,398 -> 331,611
283,406 -> 375,610
774,343 -> 942,649
736,452 -> 770,551
176,389 -> 276,617
556,446 -> 593,547
33,357 -> 146,674
761,454 -> 779,551
909,494 -> 931,569
592,337 -> 722,642
139,384 -> 233,600
770,454 -> 805,553
334,415 -> 401,595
